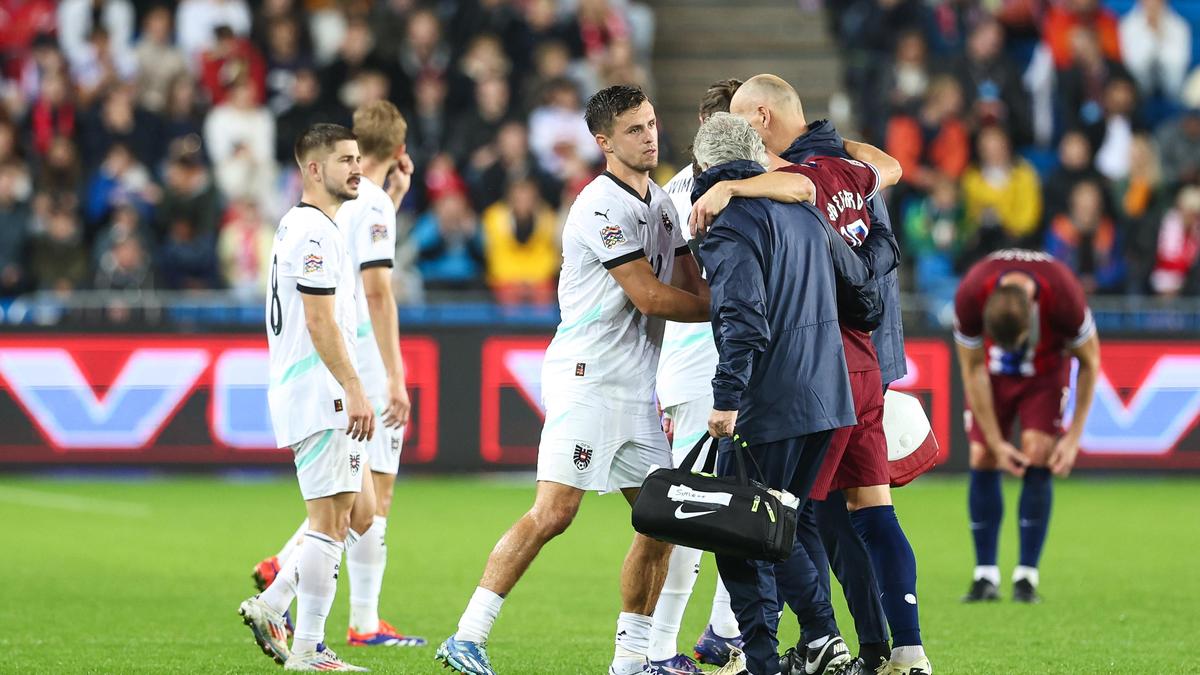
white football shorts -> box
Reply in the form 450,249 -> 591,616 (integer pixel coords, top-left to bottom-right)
664,393 -> 716,470
365,395 -> 404,475
536,398 -> 671,493
291,428 -> 365,500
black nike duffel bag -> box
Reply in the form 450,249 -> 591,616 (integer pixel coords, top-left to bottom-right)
631,433 -> 797,563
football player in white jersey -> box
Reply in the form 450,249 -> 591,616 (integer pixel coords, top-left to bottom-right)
251,102 -> 426,650
437,85 -> 712,675
238,123 -> 374,673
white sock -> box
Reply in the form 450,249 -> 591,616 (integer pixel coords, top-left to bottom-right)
891,645 -> 927,664
648,545 -> 702,661
260,549 -> 300,614
277,519 -> 309,565
611,612 -> 652,673
709,574 -> 740,639
293,531 -> 344,654
347,516 -> 388,634
1012,565 -> 1039,586
455,587 -> 505,643
807,634 -> 831,649
974,565 -> 1001,586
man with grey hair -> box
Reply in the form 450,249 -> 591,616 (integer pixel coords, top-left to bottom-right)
691,112 -> 893,675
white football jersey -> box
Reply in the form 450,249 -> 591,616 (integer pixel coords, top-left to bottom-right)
335,176 -> 397,397
542,171 -> 689,411
656,165 -> 719,409
266,203 -> 359,448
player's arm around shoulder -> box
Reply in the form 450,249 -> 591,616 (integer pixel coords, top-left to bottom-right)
689,170 -> 814,236
843,139 -> 903,188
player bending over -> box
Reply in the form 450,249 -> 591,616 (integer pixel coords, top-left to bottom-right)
251,101 -> 425,649
954,249 -> 1100,604
239,123 -> 375,672
435,85 -> 711,675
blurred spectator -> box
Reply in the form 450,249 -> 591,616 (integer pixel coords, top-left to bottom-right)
69,27 -> 137,106
1058,28 -> 1132,132
886,76 -> 971,193
23,69 -> 76,158
1119,0 -> 1192,103
448,76 -> 513,168
158,217 -> 219,290
1090,77 -> 1141,181
0,120 -> 20,165
903,173 -> 963,301
83,142 -> 158,234
203,77 -> 275,201
81,85 -> 164,171
217,198 -> 272,298
157,147 -> 221,242
448,33 -> 513,111
37,135 -> 82,196
523,0 -> 580,57
15,34 -> 69,103
0,162 -> 32,296
1045,179 -> 1125,294
864,30 -> 928,140
1043,0 -> 1121,70
262,16 -> 312,115
94,231 -> 152,291
598,38 -> 651,93
56,0 -> 134,70
448,0 -> 530,67
1155,108 -> 1200,189
1115,134 -> 1168,291
1151,186 -> 1200,296
29,206 -> 89,293
519,40 -> 596,117
528,77 -> 601,179
198,25 -> 266,106
413,184 -> 485,288
951,18 -> 1033,145
321,17 -> 406,113
133,6 -> 189,114
466,120 -> 562,210
399,9 -> 452,87
0,1 -> 56,62
960,125 -> 1043,253
91,201 -> 147,264
575,0 -> 630,61
176,0 -> 252,64
275,69 -> 348,165
161,77 -> 206,151
406,75 -> 449,173
482,178 -> 561,304
1044,129 -> 1104,220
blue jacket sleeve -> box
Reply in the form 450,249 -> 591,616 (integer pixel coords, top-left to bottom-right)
699,211 -> 770,412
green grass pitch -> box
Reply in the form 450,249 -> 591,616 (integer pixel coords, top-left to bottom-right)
2,474 -> 1198,673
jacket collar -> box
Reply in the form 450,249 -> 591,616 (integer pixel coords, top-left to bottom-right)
780,119 -> 844,163
691,160 -> 765,202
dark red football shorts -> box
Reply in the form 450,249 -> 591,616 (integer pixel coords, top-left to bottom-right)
966,370 -> 1069,444
810,368 -> 890,501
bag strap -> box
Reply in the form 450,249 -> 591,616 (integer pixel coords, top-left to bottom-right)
681,432 -> 754,487
679,433 -> 717,473
733,433 -> 768,486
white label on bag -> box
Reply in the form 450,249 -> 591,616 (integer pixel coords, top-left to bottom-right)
667,484 -> 733,506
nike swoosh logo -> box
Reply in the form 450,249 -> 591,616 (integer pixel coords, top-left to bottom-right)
674,505 -> 715,520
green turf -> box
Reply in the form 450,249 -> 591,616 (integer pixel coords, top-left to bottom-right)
2,474 -> 1198,674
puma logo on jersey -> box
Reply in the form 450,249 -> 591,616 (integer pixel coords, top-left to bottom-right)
594,209 -> 611,220
309,239 -> 322,248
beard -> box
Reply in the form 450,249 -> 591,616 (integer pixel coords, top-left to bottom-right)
325,176 -> 359,203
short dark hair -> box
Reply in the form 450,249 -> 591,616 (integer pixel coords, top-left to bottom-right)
585,85 -> 647,135
294,123 -> 356,166
983,284 -> 1031,350
699,79 -> 742,120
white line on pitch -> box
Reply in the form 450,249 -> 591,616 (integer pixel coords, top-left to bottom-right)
0,485 -> 151,518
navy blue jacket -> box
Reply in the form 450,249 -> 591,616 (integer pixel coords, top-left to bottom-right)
781,120 -> 908,386
696,160 -> 876,443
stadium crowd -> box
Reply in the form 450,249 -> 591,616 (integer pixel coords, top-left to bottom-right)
831,0 -> 1200,300
0,0 -> 654,304
3,0 -> 1200,307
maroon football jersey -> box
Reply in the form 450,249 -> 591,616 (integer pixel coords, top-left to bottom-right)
954,249 -> 1095,378
779,156 -> 881,247
777,156 -> 883,373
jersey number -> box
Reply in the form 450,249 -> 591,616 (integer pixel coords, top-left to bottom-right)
269,254 -> 282,336
650,253 -> 664,277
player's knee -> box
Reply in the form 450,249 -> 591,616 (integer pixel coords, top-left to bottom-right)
968,442 -> 996,470
844,484 -> 892,511
530,503 -> 577,539
350,509 -> 374,536
1021,432 -> 1054,466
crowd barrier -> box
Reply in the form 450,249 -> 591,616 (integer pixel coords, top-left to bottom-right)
1,330 -> 1198,472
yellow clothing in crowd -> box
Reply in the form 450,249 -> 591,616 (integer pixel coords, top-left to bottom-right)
960,161 -> 1043,239
481,203 -> 561,288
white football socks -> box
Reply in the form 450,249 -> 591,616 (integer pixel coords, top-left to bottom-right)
709,574 -> 740,639
260,550 -> 300,614
974,565 -> 1001,586
1012,565 -> 1039,586
648,545 -> 702,661
455,587 -> 505,643
277,519 -> 309,565
611,612 -> 652,673
892,645 -> 927,664
348,515 -> 388,634
292,531 -> 344,654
